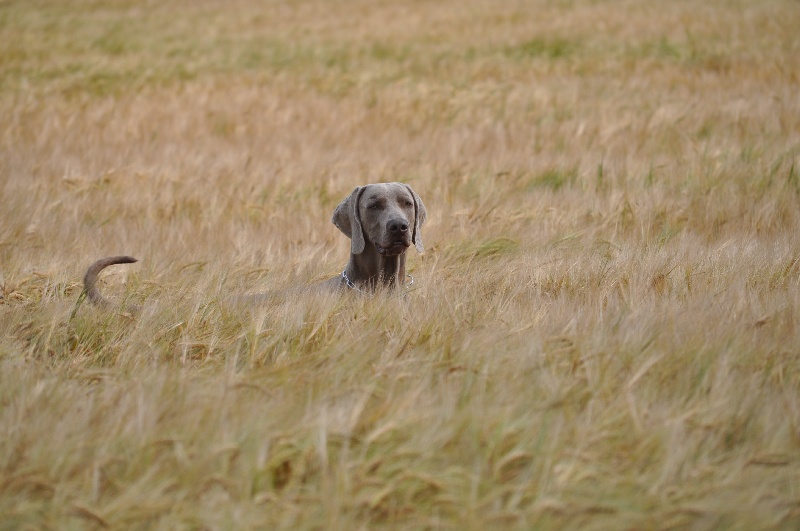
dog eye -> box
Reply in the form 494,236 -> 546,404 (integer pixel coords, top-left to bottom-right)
403,200 -> 413,207
367,203 -> 381,210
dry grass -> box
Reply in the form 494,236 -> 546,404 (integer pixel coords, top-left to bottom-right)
2,0 -> 800,528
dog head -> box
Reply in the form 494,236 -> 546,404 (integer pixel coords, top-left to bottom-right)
332,182 -> 427,256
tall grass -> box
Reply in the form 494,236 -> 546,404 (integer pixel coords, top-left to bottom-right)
2,0 -> 799,528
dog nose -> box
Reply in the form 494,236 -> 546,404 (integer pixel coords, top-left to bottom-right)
388,219 -> 409,234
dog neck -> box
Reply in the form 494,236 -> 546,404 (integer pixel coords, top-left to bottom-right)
343,244 -> 407,291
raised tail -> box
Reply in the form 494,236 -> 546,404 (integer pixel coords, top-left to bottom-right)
83,256 -> 138,307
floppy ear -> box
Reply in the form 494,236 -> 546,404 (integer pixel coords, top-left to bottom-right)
331,186 -> 366,255
404,184 -> 427,253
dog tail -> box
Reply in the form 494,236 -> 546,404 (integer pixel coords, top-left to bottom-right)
83,256 -> 138,307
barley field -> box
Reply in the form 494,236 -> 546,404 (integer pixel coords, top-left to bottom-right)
2,0 -> 799,529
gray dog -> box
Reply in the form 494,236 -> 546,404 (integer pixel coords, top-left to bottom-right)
83,182 -> 427,306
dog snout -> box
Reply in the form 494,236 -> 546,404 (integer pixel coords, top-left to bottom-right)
388,218 -> 409,235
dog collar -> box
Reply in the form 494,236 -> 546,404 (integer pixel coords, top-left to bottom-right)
341,269 -> 414,293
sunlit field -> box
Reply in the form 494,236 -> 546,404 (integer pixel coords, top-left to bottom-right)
2,0 -> 799,528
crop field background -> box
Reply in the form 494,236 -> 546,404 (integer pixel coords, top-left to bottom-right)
2,0 -> 800,528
